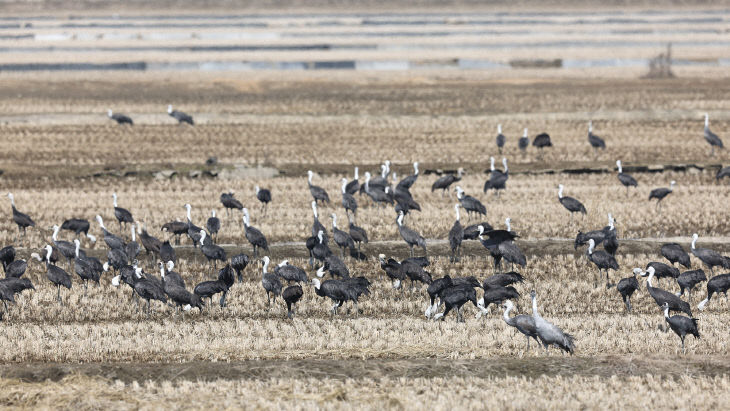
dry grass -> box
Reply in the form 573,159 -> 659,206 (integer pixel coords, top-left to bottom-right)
2,373 -> 730,410
1,253 -> 727,363
1,170 -> 728,248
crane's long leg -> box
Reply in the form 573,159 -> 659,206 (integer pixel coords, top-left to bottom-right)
57,285 -> 61,304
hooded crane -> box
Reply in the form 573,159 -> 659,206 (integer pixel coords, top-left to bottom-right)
378,254 -> 406,289
255,186 -> 272,215
704,113 -> 723,156
274,260 -> 308,284
167,104 -> 194,125
347,214 -> 368,255
107,109 -> 133,125
425,276 -> 480,318
676,269 -> 707,303
649,181 -> 675,212
311,277 -> 370,317
400,257 -> 432,290
139,223 -> 162,256
483,157 -> 509,196
220,191 -> 243,218
340,178 -> 357,218
206,211 -> 220,241
483,272 -> 524,290
603,213 -> 618,256
663,302 -> 700,354
243,208 -> 268,258
397,162 -> 419,191
183,204 -> 207,247
396,210 -> 426,257
52,224 -> 76,267
131,268 -> 167,315
615,160 -> 637,195
587,121 -> 605,154
125,224 -> 140,262
476,285 -> 521,315
331,213 -> 354,258
5,259 -> 27,279
530,290 -> 575,354
43,245 -> 71,304
161,220 -> 187,245
316,255 -> 350,280
496,124 -> 506,153
697,273 -> 730,310
645,261 -> 680,288
112,192 -> 134,232
160,240 -> 175,265
617,268 -> 641,313
661,242 -> 691,268
478,220 -> 525,273
95,215 -> 125,250
73,239 -> 98,293
448,204 -> 464,263
282,285 -> 303,319
532,132 -> 552,158
7,193 -> 34,242
431,168 -> 463,196
691,233 -> 730,275
455,186 -> 486,218
363,172 -> 392,209
198,230 -> 226,269
518,128 -> 529,153
587,238 -> 619,288
0,283 -> 14,315
345,167 -> 360,195
642,266 -> 692,316
558,184 -> 586,222
260,256 -> 282,307
161,267 -> 202,316
61,218 -> 90,238
194,265 -> 233,310
231,253 -> 250,283
307,170 -> 330,205
432,284 -> 480,323
311,201 -> 328,245
501,300 -> 540,351
0,246 -> 15,272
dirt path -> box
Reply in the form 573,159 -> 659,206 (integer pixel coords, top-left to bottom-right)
3,356 -> 729,383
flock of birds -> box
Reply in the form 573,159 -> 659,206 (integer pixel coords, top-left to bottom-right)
0,112 -> 728,356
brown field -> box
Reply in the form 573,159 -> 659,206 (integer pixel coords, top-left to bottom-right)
2,4 -> 730,409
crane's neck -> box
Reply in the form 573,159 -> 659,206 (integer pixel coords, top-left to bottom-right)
308,173 -> 313,184
705,114 -> 709,128
505,219 -> 511,232
199,231 -> 206,245
397,214 -> 404,226
74,241 -> 80,257
663,305 -> 670,318
587,241 -> 594,255
523,128 -> 528,138
558,186 -> 564,199
262,259 -> 269,275
131,225 -> 136,242
617,161 -> 623,173
243,214 -> 250,228
414,162 -> 419,175
312,202 -> 318,218
531,295 -> 538,316
317,231 -> 323,243
503,304 -> 513,322
341,180 -> 347,193
332,215 -> 338,229
691,236 -> 697,250
160,265 -> 165,278
646,270 -> 654,288
381,165 -> 387,178
497,124 -> 502,134
45,246 -> 52,262
52,226 -> 59,241
503,158 -> 508,172
186,206 -> 192,221
490,157 -> 495,171
455,206 -> 460,222
354,167 -> 359,179
588,121 -> 593,133
113,194 -> 118,208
